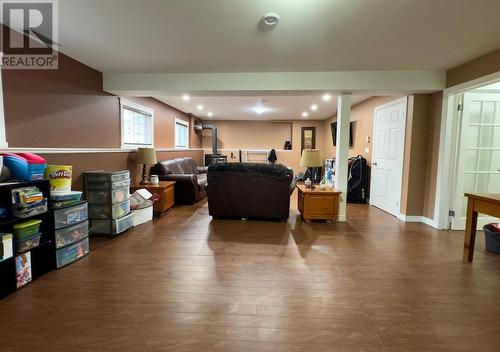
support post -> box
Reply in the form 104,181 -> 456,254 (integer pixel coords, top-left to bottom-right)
334,93 -> 351,222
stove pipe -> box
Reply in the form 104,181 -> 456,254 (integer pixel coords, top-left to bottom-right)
202,123 -> 218,155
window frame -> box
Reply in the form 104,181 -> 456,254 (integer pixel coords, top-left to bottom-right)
120,98 -> 155,149
174,118 -> 190,149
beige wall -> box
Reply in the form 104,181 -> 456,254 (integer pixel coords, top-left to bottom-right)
323,96 -> 402,164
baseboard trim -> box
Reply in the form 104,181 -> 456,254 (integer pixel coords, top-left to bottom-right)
398,214 -> 439,228
338,214 -> 347,222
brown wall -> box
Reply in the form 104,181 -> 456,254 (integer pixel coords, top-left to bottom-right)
446,48 -> 500,88
1,51 -> 203,189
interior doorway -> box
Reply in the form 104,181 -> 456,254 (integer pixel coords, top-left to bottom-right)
369,97 -> 407,217
448,83 -> 500,230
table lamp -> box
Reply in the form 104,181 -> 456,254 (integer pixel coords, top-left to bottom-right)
136,147 -> 157,185
300,149 -> 322,187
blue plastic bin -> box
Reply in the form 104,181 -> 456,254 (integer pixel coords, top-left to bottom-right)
484,224 -> 500,254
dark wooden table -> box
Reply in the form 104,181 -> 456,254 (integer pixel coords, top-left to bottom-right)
463,193 -> 500,263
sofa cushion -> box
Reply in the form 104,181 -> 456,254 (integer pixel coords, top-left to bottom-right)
157,159 -> 182,174
178,157 -> 198,174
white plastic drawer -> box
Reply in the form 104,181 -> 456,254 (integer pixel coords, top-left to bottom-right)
86,187 -> 130,204
55,220 -> 89,249
56,237 -> 89,268
54,203 -> 88,230
90,212 -> 134,235
88,199 -> 130,219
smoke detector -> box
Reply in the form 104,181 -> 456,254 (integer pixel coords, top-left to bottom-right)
262,13 -> 280,27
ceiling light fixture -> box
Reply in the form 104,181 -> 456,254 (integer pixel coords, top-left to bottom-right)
253,106 -> 267,115
302,112 -> 309,118
262,13 -> 280,27
197,105 -> 204,111
207,112 -> 213,117
322,94 -> 331,101
310,104 -> 318,111
182,94 -> 190,101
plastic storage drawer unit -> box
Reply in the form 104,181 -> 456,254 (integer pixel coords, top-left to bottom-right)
84,171 -> 130,190
90,212 -> 134,235
56,237 -> 89,268
55,220 -> 89,249
88,199 -> 130,220
54,202 -> 88,230
86,186 -> 130,204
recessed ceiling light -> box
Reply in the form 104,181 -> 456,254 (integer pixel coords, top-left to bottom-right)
310,104 -> 318,111
302,112 -> 309,118
322,94 -> 331,101
182,94 -> 190,101
197,105 -> 204,111
207,112 -> 213,117
253,106 -> 267,115
262,13 -> 280,27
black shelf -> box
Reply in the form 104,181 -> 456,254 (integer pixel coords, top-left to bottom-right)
0,180 -> 55,299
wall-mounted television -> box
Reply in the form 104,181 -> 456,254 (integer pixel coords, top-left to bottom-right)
331,121 -> 353,147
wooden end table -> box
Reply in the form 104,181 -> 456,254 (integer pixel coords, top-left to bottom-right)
463,193 -> 500,263
296,184 -> 341,222
130,181 -> 176,215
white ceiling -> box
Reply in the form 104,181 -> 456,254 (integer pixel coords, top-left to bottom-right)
58,0 -> 500,73
155,94 -> 372,120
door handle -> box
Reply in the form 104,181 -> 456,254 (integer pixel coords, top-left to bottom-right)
372,162 -> 378,166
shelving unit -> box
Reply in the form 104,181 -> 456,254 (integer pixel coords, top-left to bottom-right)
0,180 -> 54,299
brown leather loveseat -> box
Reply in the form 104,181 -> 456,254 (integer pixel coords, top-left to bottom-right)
207,162 -> 294,221
150,157 -> 207,204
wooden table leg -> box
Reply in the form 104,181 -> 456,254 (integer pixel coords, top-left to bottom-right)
463,198 -> 478,263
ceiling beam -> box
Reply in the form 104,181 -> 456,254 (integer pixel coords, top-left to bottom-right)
103,71 -> 446,96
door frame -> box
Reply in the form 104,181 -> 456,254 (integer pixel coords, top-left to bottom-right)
369,96 -> 408,218
435,70 -> 500,229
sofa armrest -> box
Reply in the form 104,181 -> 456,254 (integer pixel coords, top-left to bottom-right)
197,166 -> 208,174
160,173 -> 197,184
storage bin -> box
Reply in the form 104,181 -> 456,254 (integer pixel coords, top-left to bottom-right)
132,202 -> 153,227
12,198 -> 48,218
56,237 -> 89,268
13,219 -> 42,239
54,202 -> 88,230
15,232 -> 41,253
90,212 -> 134,235
484,224 -> 500,254
84,171 -> 130,189
88,199 -> 130,219
50,191 -> 82,202
55,220 -> 89,249
86,187 -> 130,204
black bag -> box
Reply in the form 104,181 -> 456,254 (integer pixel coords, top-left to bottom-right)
347,156 -> 369,203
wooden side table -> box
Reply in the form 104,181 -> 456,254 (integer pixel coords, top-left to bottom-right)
130,181 -> 176,215
296,184 -> 341,222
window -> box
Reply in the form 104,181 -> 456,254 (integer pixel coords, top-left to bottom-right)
120,99 -> 154,148
175,118 -> 189,149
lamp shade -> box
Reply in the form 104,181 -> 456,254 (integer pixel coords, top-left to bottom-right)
300,149 -> 322,167
136,148 -> 157,165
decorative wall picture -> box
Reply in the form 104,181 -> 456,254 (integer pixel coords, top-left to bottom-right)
301,127 -> 316,151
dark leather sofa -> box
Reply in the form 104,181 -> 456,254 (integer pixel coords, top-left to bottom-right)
207,163 -> 294,221
150,157 -> 207,204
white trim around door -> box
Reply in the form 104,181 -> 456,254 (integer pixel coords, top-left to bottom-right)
434,70 -> 500,229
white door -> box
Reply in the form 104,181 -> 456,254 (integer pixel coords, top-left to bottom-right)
370,97 -> 407,217
451,92 -> 500,230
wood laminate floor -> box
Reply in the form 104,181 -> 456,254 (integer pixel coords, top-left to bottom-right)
1,194 -> 500,352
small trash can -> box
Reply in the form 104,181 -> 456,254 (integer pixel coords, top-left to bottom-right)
483,224 -> 500,254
